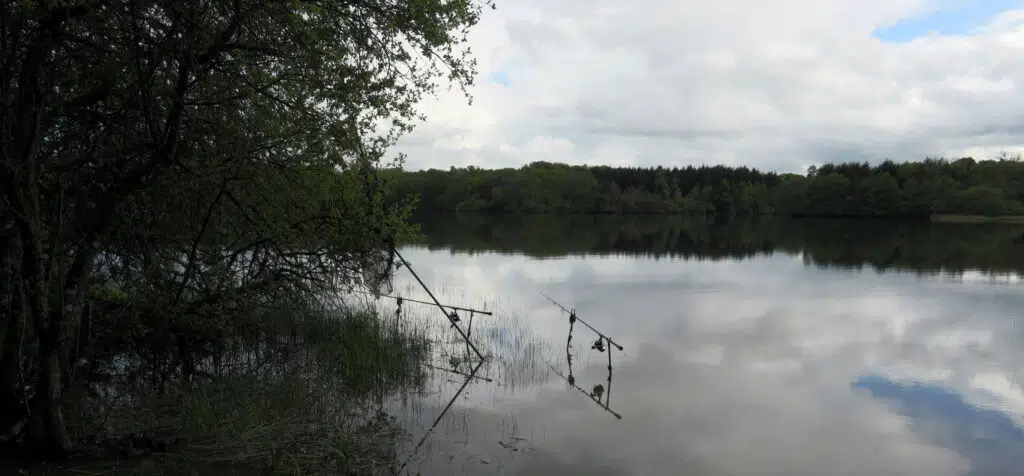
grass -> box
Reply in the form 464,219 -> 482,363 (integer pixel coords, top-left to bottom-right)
930,214 -> 1024,224
9,279 -> 547,476
40,302 -> 432,476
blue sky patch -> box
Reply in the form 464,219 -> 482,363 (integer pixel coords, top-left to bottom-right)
872,1 -> 1024,42
853,374 -> 1024,476
488,70 -> 511,87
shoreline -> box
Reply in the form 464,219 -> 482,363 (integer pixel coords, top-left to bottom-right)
930,214 -> 1024,224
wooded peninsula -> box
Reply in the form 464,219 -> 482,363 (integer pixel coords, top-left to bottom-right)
386,157 -> 1024,219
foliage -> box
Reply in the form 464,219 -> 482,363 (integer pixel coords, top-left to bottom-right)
1,0 -> 486,460
388,157 -> 1024,218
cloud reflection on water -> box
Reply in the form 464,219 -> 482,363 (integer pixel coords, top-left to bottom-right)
853,374 -> 1024,476
391,245 -> 1023,475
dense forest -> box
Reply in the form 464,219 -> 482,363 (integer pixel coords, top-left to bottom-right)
386,158 -> 1024,218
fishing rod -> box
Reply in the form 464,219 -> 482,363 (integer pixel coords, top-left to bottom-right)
394,248 -> 485,361
424,362 -> 493,383
542,293 -> 624,351
351,290 -> 493,316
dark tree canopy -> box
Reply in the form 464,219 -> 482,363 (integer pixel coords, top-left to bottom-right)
1,0 -> 488,457
387,157 -> 1024,218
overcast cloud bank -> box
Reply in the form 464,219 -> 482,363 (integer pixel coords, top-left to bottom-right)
396,0 -> 1024,173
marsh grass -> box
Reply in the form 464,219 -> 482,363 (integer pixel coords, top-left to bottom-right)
369,280 -> 555,395
44,302 -> 432,476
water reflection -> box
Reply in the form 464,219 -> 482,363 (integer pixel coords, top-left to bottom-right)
853,375 -> 1024,476
397,360 -> 485,474
413,214 -> 1024,277
545,294 -> 622,420
383,215 -> 1024,475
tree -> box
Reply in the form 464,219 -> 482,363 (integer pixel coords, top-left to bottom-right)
387,158 -> 1024,218
1,0 -> 488,456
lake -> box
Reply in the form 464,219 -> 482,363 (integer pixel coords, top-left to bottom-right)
380,214 -> 1024,476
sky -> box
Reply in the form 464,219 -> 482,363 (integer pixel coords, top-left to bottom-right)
392,0 -> 1024,173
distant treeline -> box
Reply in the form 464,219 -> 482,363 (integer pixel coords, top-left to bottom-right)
385,157 -> 1024,217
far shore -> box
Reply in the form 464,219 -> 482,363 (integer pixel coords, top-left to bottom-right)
930,214 -> 1024,224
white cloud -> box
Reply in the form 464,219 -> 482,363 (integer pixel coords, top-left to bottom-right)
394,0 -> 1024,173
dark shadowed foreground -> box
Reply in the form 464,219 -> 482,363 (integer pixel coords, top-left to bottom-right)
1,0 -> 488,468
4,303 -> 431,475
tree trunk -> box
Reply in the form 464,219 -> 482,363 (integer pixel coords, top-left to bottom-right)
1,252 -> 26,417
0,230 -> 23,417
17,226 -> 93,457
40,250 -> 94,457
0,308 -> 26,412
38,348 -> 71,457
0,304 -> 27,442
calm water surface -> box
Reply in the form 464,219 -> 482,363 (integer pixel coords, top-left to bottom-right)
384,215 -> 1024,476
